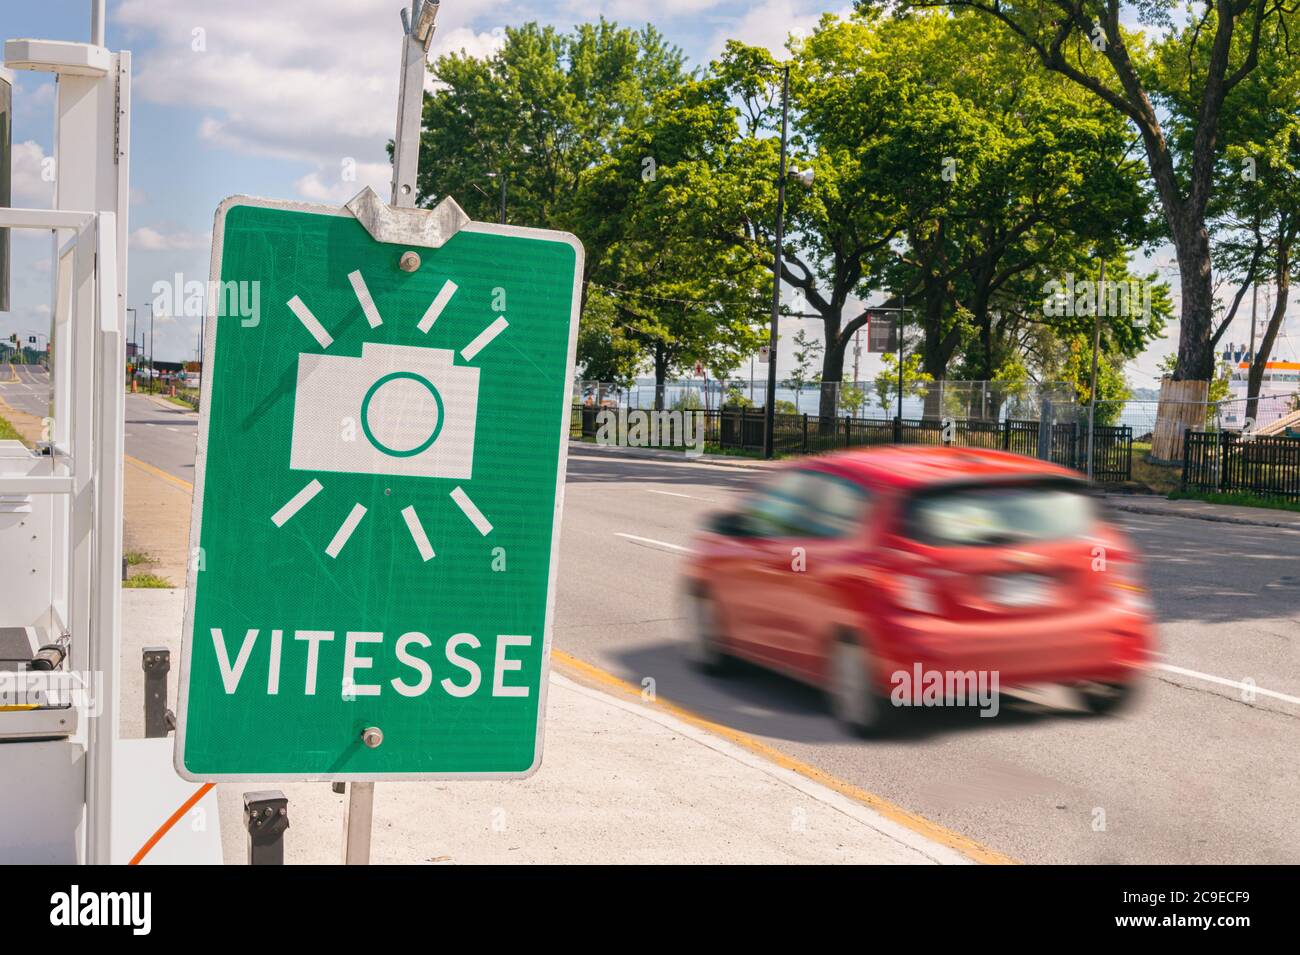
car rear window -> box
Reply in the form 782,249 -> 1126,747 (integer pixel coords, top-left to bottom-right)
903,480 -> 1095,547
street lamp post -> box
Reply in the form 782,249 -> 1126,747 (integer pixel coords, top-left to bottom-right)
763,65 -> 791,460
147,302 -> 155,395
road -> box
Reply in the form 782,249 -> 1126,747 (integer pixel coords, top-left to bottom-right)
557,445 -> 1300,865
7,360 -> 1296,863
1,364 -> 197,481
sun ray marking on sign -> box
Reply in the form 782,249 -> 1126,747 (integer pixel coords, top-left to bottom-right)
459,316 -> 509,361
271,479 -> 324,527
401,505 -> 436,561
348,270 -> 383,328
325,503 -> 368,558
450,486 -> 493,536
287,295 -> 333,348
417,280 -> 458,334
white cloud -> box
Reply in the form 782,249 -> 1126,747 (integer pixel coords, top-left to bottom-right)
117,0 -> 506,166
568,0 -> 728,20
294,160 -> 392,204
131,227 -> 209,251
10,141 -> 55,206
707,1 -> 852,60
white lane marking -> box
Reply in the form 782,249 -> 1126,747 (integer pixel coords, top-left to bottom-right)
288,295 -> 333,348
271,479 -> 323,527
450,486 -> 492,536
348,269 -> 383,328
646,489 -> 708,501
325,503 -> 368,558
417,279 -> 458,334
1154,663 -> 1300,706
401,505 -> 436,561
460,316 -> 508,361
615,532 -> 690,553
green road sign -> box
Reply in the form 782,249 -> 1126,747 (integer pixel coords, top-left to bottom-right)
175,196 -> 582,780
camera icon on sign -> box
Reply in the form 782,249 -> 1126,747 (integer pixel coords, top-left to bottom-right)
290,343 -> 480,480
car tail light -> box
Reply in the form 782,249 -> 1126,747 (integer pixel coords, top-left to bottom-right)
895,574 -> 940,615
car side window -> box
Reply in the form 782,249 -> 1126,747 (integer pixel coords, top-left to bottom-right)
798,472 -> 871,538
744,471 -> 816,537
744,470 -> 869,539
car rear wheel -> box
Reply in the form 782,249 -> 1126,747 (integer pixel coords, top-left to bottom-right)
686,589 -> 730,675
828,638 -> 894,737
1076,680 -> 1138,716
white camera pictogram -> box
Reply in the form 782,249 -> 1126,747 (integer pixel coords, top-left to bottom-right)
290,343 -> 479,480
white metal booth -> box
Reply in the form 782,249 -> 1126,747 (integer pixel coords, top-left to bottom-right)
0,32 -> 128,864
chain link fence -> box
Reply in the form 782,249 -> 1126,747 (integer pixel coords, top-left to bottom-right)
573,378 -> 1081,422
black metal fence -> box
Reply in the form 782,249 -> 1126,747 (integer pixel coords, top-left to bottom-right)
1182,430 -> 1300,500
572,406 -> 1133,481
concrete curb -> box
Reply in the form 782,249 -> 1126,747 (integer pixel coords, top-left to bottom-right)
1103,497 -> 1300,531
568,439 -> 777,471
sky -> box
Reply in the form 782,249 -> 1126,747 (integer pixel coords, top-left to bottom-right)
1,0 -> 1294,383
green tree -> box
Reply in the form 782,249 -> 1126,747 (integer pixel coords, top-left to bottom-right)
715,12 -> 1159,424
875,352 -> 934,417
1191,13 -> 1300,423
787,328 -> 823,411
895,0 -> 1297,387
417,20 -> 687,229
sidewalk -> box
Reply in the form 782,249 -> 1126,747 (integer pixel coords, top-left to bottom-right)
120,588 -> 974,865
573,440 -> 1300,530
1101,493 -> 1300,531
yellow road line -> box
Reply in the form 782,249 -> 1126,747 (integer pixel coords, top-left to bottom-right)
125,454 -> 194,492
551,647 -> 1018,865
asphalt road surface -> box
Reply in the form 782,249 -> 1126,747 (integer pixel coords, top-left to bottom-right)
1,365 -> 197,481
557,444 -> 1300,865
8,363 -> 1295,864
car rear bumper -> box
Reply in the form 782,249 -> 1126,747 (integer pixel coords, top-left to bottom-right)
869,606 -> 1152,689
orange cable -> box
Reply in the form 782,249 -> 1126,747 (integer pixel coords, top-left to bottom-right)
128,782 -> 214,865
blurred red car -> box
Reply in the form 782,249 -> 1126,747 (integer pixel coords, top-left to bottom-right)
682,446 -> 1153,735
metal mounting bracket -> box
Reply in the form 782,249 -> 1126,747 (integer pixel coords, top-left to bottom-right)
344,186 -> 469,249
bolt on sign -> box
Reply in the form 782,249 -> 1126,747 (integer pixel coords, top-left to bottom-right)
175,196 -> 582,780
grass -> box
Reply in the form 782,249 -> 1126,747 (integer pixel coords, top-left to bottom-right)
1129,441 -> 1181,495
123,572 -> 173,588
124,551 -> 156,567
0,414 -> 25,445
1168,489 -> 1300,514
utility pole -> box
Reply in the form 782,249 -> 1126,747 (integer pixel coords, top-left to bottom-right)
1086,260 -> 1104,481
896,296 -> 906,427
147,301 -> 155,394
762,65 -> 789,460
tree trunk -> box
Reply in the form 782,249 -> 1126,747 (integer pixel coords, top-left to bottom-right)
1169,214 -> 1217,382
817,338 -> 847,428
1246,242 -> 1291,426
920,289 -> 948,420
